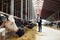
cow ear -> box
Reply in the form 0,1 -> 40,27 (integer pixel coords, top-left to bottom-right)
8,15 -> 15,22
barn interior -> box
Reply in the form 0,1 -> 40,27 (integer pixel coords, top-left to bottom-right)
0,0 -> 60,21
0,0 -> 60,40
0,0 -> 27,19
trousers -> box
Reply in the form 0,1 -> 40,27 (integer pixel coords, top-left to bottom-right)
38,22 -> 42,32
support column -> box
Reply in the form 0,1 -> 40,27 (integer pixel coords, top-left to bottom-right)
25,0 -> 27,20
27,0 -> 30,20
2,0 -> 3,11
29,0 -> 32,20
10,0 -> 14,15
32,0 -> 36,19
21,0 -> 23,19
6,3 -> 8,13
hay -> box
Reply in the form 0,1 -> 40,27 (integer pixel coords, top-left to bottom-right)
6,26 -> 37,40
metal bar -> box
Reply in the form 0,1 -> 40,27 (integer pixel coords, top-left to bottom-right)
2,0 -> 3,11
10,0 -> 14,15
0,11 -> 22,19
21,0 -> 23,19
27,0 -> 29,20
25,0 -> 27,20
6,3 -> 8,13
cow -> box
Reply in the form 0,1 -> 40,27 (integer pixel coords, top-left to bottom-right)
57,22 -> 60,28
49,22 -> 53,27
14,18 -> 36,29
0,14 -> 24,37
25,20 -> 37,29
0,14 -> 37,36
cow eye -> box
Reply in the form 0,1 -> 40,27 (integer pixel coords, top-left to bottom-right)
0,21 -> 3,26
10,22 -> 13,25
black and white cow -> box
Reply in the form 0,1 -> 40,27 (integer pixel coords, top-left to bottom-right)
14,18 -> 36,29
0,14 -> 37,36
57,22 -> 60,28
0,14 -> 24,37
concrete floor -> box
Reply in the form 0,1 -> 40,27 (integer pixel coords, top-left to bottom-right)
36,26 -> 60,40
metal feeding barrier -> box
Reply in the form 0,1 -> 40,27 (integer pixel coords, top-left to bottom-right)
0,11 -> 37,40
0,11 -> 37,29
0,11 -> 22,19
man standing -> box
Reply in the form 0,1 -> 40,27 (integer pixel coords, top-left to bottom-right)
37,14 -> 42,32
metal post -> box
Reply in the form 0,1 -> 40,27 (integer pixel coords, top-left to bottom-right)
6,3 -> 8,13
27,0 -> 29,20
29,0 -> 32,20
25,0 -> 27,20
58,10 -> 59,20
21,0 -> 23,19
2,0 -> 3,11
10,0 -> 14,15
